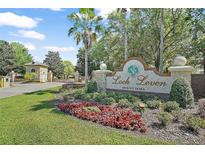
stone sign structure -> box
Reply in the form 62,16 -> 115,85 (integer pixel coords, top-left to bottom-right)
48,70 -> 53,82
93,56 -> 193,97
25,61 -> 48,82
0,76 -> 11,88
106,58 -> 175,94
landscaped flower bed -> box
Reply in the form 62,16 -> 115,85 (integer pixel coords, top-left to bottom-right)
57,102 -> 147,133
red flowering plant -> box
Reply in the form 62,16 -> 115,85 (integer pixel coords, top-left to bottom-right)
57,102 -> 147,133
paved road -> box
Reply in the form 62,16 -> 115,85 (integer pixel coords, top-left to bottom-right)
0,82 -> 64,99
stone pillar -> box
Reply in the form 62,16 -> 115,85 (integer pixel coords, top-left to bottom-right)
168,55 -> 193,83
0,77 -> 3,88
92,70 -> 112,92
74,71 -> 80,82
48,71 -> 53,82
168,66 -> 193,83
3,76 -> 11,88
10,71 -> 15,86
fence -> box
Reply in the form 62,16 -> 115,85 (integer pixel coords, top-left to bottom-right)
191,74 -> 205,99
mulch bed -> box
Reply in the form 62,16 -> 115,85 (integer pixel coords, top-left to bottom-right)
140,107 -> 205,145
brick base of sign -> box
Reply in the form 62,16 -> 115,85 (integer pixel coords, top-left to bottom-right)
106,88 -> 170,101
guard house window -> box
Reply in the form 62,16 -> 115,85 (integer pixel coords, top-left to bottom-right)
31,69 -> 36,73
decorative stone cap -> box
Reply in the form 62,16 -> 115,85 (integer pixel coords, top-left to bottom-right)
168,66 -> 193,72
100,62 -> 107,70
173,55 -> 187,66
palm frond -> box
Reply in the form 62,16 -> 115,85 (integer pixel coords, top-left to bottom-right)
91,33 -> 97,43
68,27 -> 77,36
74,32 -> 82,45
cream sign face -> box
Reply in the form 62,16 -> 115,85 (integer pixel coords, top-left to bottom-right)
106,58 -> 176,94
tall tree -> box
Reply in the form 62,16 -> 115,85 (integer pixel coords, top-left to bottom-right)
63,60 -> 75,78
10,42 -> 33,74
109,8 -> 129,60
43,51 -> 64,78
184,9 -> 205,69
68,8 -> 103,86
159,8 -> 164,73
0,40 -> 17,76
79,8 -> 204,73
76,48 -> 99,76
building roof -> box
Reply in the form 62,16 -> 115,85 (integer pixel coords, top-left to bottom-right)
25,61 -> 48,67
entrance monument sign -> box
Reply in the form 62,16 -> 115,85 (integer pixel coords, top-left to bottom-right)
92,56 -> 193,97
106,58 -> 175,94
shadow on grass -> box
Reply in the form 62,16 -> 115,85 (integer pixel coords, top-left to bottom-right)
30,98 -> 62,115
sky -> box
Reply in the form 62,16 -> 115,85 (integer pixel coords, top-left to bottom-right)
0,8 -> 116,65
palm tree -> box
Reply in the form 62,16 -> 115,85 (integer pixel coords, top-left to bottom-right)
68,8 -> 103,87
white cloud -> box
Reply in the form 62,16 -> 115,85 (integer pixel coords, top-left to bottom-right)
49,8 -> 63,11
96,8 -> 131,19
11,30 -> 45,40
0,12 -> 39,29
96,8 -> 117,18
23,42 -> 36,51
9,40 -> 36,51
34,17 -> 43,21
44,46 -> 76,52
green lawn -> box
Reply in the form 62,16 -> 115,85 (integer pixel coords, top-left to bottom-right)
0,87 -> 172,144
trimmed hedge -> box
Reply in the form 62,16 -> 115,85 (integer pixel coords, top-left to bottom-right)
170,78 -> 194,108
86,81 -> 97,93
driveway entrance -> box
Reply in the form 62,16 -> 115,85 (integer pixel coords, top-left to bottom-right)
0,82 -> 64,99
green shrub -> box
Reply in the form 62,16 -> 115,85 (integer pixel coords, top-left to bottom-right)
132,102 -> 146,114
83,106 -> 101,112
106,92 -> 141,104
184,116 -> 200,133
73,89 -> 85,99
139,94 -> 159,102
170,78 -> 194,108
83,94 -> 93,101
24,73 -> 37,81
86,81 -> 97,93
117,98 -> 144,114
101,97 -> 116,105
185,116 -> 205,130
171,110 -> 184,123
157,112 -> 172,126
164,101 -> 180,112
146,100 -> 161,109
92,92 -> 101,102
118,99 -> 130,108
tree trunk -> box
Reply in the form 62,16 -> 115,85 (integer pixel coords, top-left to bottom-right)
203,50 -> 205,74
85,48 -> 88,87
159,8 -> 164,73
124,27 -> 128,61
